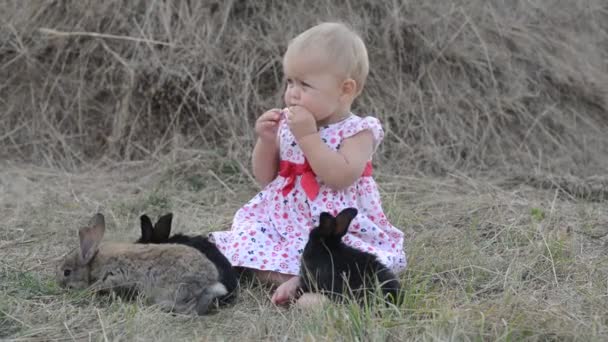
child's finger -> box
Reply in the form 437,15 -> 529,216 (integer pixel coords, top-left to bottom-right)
267,111 -> 281,122
285,109 -> 295,121
260,115 -> 278,124
261,109 -> 279,120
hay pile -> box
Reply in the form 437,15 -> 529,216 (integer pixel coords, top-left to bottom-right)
1,0 -> 606,176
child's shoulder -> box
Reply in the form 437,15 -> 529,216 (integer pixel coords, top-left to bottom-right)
342,112 -> 382,125
338,114 -> 384,150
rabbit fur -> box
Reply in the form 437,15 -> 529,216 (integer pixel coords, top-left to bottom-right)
299,208 -> 401,305
56,213 -> 227,315
137,213 -> 238,305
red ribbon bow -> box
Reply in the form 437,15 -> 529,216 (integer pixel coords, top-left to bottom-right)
278,160 -> 373,200
279,160 -> 318,200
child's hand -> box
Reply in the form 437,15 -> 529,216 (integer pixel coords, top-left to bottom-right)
286,106 -> 317,141
255,108 -> 282,144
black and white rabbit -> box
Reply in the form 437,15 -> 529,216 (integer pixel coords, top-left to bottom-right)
57,213 -> 227,315
299,208 -> 401,305
137,213 -> 238,305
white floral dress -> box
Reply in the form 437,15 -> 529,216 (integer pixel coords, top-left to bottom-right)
209,113 -> 407,275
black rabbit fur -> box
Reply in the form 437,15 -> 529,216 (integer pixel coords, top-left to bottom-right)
299,208 -> 401,305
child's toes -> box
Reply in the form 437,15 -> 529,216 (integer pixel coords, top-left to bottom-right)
272,277 -> 301,305
271,288 -> 292,306
271,292 -> 288,306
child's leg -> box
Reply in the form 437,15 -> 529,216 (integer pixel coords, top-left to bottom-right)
250,269 -> 328,307
253,270 -> 294,287
248,270 -> 300,305
236,269 -> 300,305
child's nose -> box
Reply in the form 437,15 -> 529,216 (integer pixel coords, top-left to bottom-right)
289,86 -> 301,100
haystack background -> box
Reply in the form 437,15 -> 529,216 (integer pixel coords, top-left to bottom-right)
2,0 -> 606,176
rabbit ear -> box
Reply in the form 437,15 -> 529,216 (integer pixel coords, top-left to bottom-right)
87,212 -> 105,228
139,214 -> 154,243
78,213 -> 105,264
334,208 -> 358,238
153,213 -> 172,242
317,212 -> 336,237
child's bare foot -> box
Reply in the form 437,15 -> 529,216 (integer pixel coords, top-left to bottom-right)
295,293 -> 329,310
271,276 -> 301,306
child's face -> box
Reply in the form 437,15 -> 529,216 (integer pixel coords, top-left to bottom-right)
282,50 -> 347,124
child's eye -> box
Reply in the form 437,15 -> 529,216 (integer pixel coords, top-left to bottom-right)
301,82 -> 311,88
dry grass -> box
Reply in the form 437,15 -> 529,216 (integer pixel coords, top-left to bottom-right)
1,0 -> 608,341
1,0 -> 607,175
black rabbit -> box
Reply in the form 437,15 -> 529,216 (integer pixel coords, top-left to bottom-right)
299,208 -> 400,305
137,213 -> 238,305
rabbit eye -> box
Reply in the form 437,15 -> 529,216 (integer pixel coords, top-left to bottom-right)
63,269 -> 71,277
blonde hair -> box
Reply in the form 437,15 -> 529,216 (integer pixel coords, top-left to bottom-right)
284,22 -> 369,95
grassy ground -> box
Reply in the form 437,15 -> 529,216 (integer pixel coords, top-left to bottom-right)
1,1 -> 608,341
1,154 -> 607,341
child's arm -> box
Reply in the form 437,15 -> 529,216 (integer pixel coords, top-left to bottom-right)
251,138 -> 279,187
298,131 -> 374,190
252,109 -> 282,187
286,106 -> 375,190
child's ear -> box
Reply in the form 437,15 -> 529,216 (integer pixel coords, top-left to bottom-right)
340,78 -> 357,99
